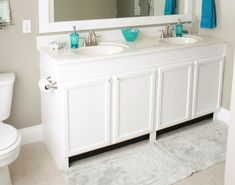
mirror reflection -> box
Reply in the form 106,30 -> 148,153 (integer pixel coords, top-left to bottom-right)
49,0 -> 186,22
0,0 -> 11,23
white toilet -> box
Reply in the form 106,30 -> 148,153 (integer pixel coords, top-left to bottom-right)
0,73 -> 21,185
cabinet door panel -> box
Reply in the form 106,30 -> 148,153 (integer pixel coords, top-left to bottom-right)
113,69 -> 155,143
192,57 -> 224,118
65,78 -> 111,156
157,63 -> 193,130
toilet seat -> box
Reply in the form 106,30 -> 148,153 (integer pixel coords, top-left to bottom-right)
0,123 -> 20,156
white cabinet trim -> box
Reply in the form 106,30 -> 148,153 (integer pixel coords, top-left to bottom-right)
156,62 -> 193,130
63,77 -> 112,156
192,56 -> 225,119
112,69 -> 156,143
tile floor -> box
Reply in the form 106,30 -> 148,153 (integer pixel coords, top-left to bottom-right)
9,142 -> 225,185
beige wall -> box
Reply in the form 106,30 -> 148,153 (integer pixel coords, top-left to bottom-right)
194,0 -> 235,110
0,0 -> 40,129
54,0 -> 117,22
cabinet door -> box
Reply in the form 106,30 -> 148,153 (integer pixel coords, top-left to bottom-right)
192,56 -> 224,118
64,77 -> 111,156
113,69 -> 155,143
156,63 -> 193,130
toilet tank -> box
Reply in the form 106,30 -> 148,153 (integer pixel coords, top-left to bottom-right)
0,73 -> 15,121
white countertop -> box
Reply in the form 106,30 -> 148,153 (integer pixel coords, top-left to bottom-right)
38,35 -> 226,65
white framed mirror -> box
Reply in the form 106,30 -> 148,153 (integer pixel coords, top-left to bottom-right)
0,0 -> 11,29
39,0 -> 193,34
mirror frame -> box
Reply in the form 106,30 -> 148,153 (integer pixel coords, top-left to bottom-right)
39,0 -> 193,34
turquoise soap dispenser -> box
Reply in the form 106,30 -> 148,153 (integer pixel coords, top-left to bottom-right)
70,26 -> 79,48
175,19 -> 183,37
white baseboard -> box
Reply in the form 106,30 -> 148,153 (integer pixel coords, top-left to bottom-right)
215,108 -> 231,124
19,124 -> 43,145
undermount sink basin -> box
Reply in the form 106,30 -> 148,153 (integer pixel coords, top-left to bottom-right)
159,36 -> 201,45
74,42 -> 129,57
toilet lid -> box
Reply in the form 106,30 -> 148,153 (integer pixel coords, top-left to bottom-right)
0,124 -> 19,151
0,73 -> 15,86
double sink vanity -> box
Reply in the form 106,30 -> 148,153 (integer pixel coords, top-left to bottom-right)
38,33 -> 226,169
62,35 -> 201,57
37,0 -> 226,170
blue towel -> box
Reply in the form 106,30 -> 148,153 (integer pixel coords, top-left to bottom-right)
164,0 -> 177,15
200,0 -> 217,29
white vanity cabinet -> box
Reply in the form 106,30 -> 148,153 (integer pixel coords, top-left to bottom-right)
62,77 -> 112,156
156,56 -> 224,130
192,56 -> 224,119
63,68 -> 156,155
156,62 -> 193,130
112,69 -> 155,143
38,40 -> 226,169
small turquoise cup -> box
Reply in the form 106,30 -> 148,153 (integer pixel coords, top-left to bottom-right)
121,28 -> 140,42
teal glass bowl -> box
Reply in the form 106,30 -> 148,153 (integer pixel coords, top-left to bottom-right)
121,28 -> 140,42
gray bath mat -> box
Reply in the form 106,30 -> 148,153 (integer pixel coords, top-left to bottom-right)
63,142 -> 192,185
156,120 -> 228,173
62,120 -> 227,185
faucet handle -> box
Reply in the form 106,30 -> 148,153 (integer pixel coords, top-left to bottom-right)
158,30 -> 165,39
165,24 -> 175,37
87,31 -> 98,46
78,37 -> 87,47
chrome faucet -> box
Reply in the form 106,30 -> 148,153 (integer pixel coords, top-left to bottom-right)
165,24 -> 175,37
159,24 -> 175,38
86,31 -> 98,46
